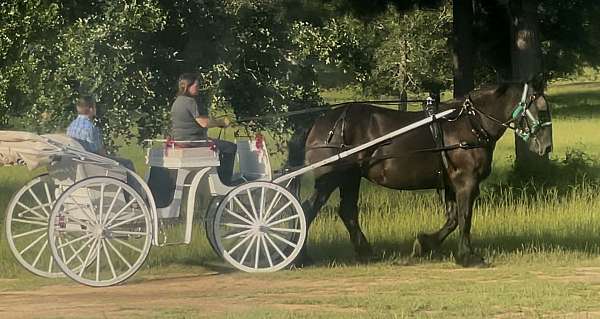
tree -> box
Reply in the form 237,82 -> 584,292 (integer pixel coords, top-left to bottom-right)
508,0 -> 548,169
452,0 -> 474,98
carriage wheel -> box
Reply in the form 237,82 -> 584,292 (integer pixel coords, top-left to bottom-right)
213,181 -> 306,272
205,197 -> 223,258
48,177 -> 152,287
5,175 -> 65,278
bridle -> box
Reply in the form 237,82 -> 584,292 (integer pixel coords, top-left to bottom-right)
463,83 -> 552,142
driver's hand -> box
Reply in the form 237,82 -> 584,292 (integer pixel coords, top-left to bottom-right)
220,117 -> 231,128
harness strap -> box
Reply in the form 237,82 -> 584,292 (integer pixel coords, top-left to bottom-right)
326,107 -> 349,146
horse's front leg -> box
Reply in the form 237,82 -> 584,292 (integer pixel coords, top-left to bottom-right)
296,173 -> 339,266
455,182 -> 485,267
412,187 -> 458,257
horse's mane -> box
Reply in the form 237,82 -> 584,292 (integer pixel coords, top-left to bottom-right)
441,83 -> 516,109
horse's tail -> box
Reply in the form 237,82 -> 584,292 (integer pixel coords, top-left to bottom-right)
286,125 -> 310,169
285,125 -> 311,198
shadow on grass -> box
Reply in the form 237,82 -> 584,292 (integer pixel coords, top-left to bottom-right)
483,149 -> 600,204
548,83 -> 600,118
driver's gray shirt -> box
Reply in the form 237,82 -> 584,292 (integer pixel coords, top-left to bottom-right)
171,95 -> 208,141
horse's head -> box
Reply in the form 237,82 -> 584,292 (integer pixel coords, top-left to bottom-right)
511,83 -> 553,156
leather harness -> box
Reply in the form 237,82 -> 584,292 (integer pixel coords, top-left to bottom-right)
308,97 -> 494,188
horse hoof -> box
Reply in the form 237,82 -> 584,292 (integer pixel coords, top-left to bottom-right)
455,253 -> 486,268
291,255 -> 314,268
411,233 -> 437,257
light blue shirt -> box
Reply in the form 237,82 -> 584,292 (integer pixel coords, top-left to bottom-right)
66,115 -> 103,153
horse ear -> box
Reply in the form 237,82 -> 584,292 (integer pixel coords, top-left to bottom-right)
529,73 -> 547,93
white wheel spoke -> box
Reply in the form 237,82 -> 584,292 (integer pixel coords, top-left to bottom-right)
224,229 -> 252,240
234,197 -> 256,223
18,233 -> 46,255
48,255 -> 54,273
31,240 -> 48,268
12,227 -> 46,239
269,232 -> 297,248
239,235 -> 257,266
259,187 -> 265,222
264,233 -> 286,259
264,200 -> 293,225
267,214 -> 300,227
105,238 -> 132,269
107,214 -> 144,230
261,234 -> 273,267
263,192 -> 283,221
227,233 -> 254,255
98,184 -> 105,229
112,237 -> 143,253
269,227 -> 301,234
95,240 -> 102,282
16,201 -> 47,220
68,194 -> 98,225
102,186 -> 122,225
110,230 -> 148,236
105,199 -> 135,227
79,238 -> 98,277
44,182 -> 53,209
102,239 -> 117,279
86,188 -> 98,220
221,223 -> 254,229
64,236 -> 95,266
57,233 -> 93,249
224,208 -> 254,226
254,235 -> 262,269
246,189 -> 259,222
28,188 -> 50,217
67,241 -> 86,268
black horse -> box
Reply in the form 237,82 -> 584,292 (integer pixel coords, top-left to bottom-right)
297,83 -> 553,266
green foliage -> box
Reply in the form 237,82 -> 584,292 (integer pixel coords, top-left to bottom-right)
0,0 -> 166,151
291,4 -> 453,97
369,4 -> 453,96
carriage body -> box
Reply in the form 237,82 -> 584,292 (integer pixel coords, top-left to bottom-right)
5,132 -> 306,286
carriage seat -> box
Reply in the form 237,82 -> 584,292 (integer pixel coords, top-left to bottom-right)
146,146 -> 219,168
235,138 -> 272,181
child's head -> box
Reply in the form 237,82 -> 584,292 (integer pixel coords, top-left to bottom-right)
76,95 -> 96,117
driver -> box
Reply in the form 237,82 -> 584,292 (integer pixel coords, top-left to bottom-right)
171,73 -> 237,185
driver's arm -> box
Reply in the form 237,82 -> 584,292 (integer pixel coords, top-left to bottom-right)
195,116 -> 229,128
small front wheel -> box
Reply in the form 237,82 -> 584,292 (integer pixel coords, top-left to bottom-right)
48,177 -> 152,287
213,181 -> 306,272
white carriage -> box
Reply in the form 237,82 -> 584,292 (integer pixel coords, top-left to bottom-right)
3,132 -> 306,287
3,107 -> 455,287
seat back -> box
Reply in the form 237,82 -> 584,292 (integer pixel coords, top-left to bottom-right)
236,137 -> 272,181
147,146 -> 219,168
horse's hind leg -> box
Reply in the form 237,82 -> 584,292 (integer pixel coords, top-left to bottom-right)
412,187 -> 458,257
338,170 -> 372,261
297,172 -> 340,265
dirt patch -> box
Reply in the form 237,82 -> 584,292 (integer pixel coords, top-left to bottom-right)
0,271 -> 385,318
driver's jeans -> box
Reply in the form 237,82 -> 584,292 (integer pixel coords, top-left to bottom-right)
213,139 -> 237,186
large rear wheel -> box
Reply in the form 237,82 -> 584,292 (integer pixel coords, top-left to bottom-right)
48,177 -> 152,287
5,175 -> 65,278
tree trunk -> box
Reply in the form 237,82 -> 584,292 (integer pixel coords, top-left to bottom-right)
452,0 -> 474,98
509,0 -> 549,170
399,90 -> 407,111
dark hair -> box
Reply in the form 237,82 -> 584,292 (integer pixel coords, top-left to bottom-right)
76,95 -> 96,114
177,73 -> 198,96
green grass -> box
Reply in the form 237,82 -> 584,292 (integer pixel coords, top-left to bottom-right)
1,81 -> 600,317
